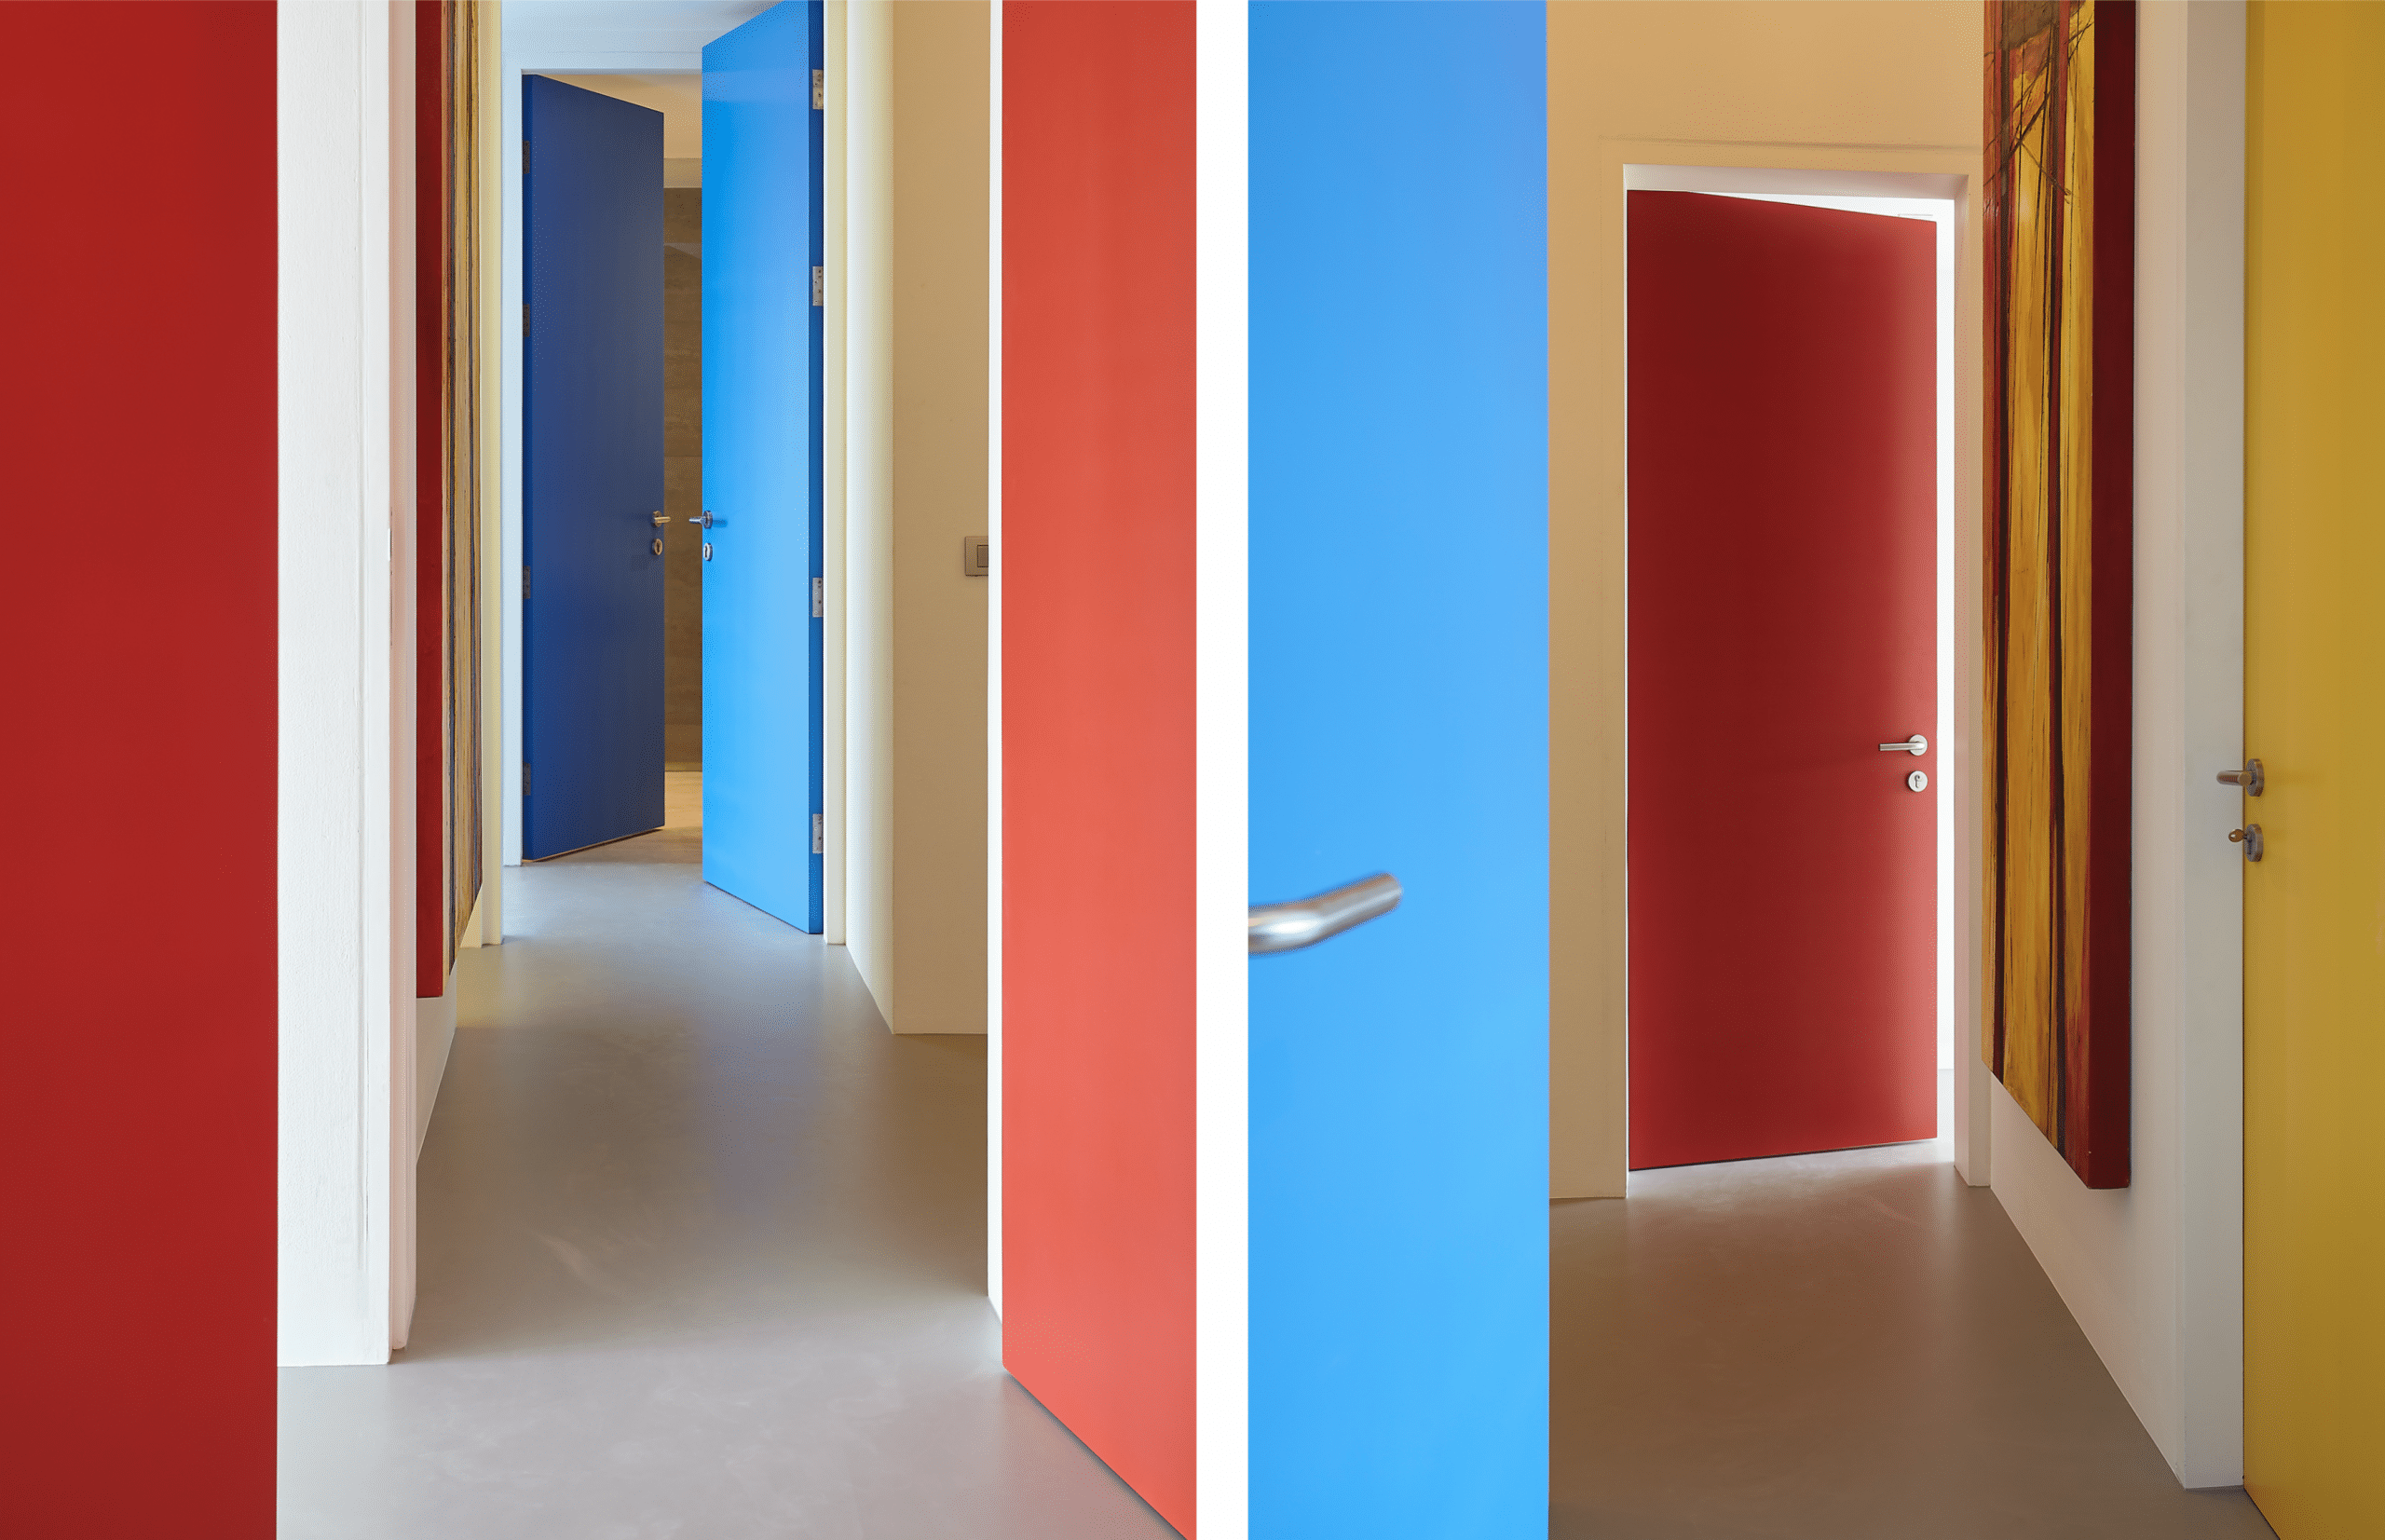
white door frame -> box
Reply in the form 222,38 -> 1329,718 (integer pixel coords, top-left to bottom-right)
278,0 -> 416,1366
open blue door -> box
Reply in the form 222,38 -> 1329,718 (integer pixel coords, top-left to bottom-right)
1248,5 -> 1548,1532
701,1 -> 823,932
522,76 -> 665,858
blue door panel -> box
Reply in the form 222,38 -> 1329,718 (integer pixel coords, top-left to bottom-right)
523,76 -> 666,858
702,0 -> 824,932
1249,5 -> 1549,1534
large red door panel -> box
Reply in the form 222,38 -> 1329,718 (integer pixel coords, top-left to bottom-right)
1001,3 -> 1199,1532
1628,192 -> 1937,1170
0,3 -> 278,1533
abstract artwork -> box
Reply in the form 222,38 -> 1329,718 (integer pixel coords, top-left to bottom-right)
416,0 -> 484,995
1981,0 -> 2134,1187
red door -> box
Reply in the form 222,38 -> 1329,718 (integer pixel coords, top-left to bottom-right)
1628,192 -> 1937,1169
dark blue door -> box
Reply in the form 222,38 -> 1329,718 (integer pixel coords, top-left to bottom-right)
522,76 -> 665,858
701,1 -> 823,931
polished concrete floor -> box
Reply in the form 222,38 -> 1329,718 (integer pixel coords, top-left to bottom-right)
278,776 -> 1179,1540
1554,1135 -> 2279,1540
283,776 -> 2278,1538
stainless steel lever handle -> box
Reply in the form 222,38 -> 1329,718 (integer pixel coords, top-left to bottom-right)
2217,758 -> 2264,796
687,510 -> 715,529
1248,873 -> 1401,955
649,511 -> 670,528
1879,734 -> 1928,756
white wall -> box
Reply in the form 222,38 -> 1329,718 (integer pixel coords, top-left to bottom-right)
983,0 -> 1002,1314
1984,0 -> 2248,1488
279,0 -> 416,1367
479,2 -> 509,943
823,0 -> 850,945
843,0 -> 896,1008
1192,4 -> 1252,1523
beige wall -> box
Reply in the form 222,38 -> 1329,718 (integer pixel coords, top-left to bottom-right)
844,0 -> 989,1035
1548,2 -> 1982,1196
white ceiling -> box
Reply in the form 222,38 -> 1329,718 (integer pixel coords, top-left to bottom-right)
505,0 -> 776,72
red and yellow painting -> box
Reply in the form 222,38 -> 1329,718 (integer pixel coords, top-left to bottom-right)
1982,0 -> 2135,1188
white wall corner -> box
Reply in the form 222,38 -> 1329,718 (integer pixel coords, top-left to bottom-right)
1952,179 -> 1994,1190
278,0 -> 416,1369
824,0 -> 852,947
1193,2 -> 1250,1533
498,6 -> 527,868
844,0 -> 897,1027
985,0 -> 1004,1316
479,0 -> 510,942
1987,0 -> 2245,1488
387,0 -> 421,1356
2167,0 -> 2248,1488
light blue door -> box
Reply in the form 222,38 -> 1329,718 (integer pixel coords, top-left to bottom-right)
522,76 -> 665,858
1248,5 -> 1548,1534
702,1 -> 823,931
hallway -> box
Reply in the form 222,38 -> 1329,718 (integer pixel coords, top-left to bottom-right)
277,780 -> 1175,1539
277,784 -> 2279,1539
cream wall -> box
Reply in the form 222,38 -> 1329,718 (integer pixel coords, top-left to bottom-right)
843,0 -> 990,1035
1547,0 -> 1983,1199
1550,0 -> 2251,1490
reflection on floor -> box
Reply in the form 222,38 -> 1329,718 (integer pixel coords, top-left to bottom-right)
1553,1134 -> 2279,1540
276,775 -> 1177,1540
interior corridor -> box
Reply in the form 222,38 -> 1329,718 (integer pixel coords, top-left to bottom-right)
279,779 -> 2277,1538
276,777 -> 1175,1539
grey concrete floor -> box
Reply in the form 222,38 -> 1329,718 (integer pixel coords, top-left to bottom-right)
281,779 -> 2280,1538
1552,1134 -> 2281,1540
278,782 -> 1179,1540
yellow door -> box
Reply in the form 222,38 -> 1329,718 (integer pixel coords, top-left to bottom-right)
2245,6 -> 2385,1533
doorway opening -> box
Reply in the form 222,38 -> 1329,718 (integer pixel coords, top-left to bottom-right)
518,70 -> 705,838
509,4 -> 827,939
1623,166 -> 1958,1174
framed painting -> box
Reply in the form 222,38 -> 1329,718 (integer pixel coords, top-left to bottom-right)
416,0 -> 485,996
1981,0 -> 2135,1188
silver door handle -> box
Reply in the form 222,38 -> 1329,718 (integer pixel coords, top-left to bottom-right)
2217,758 -> 2264,796
1879,734 -> 1928,756
1248,873 -> 1401,955
687,510 -> 715,528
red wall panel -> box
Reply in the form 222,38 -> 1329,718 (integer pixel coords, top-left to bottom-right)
1000,3 -> 1200,1532
0,4 -> 279,1533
